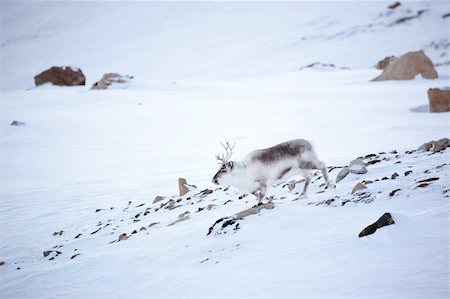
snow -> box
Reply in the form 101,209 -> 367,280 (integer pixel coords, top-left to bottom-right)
0,1 -> 449,299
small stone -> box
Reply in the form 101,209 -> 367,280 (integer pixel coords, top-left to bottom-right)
118,233 -> 128,241
405,170 -> 413,176
389,189 -> 401,197
417,183 -> 429,188
388,1 -> 401,9
43,251 -> 52,257
70,253 -> 81,260
0,261 -> 5,266
391,173 -> 399,179
352,183 -> 367,194
349,159 -> 368,174
10,120 -> 26,126
153,196 -> 165,204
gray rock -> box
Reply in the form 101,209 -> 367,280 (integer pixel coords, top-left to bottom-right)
336,167 -> 350,183
432,138 -> 450,152
10,120 -> 26,126
349,159 -> 368,174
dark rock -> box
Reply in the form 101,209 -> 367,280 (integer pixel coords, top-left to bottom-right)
74,233 -> 82,239
359,213 -> 395,237
405,170 -> 413,176
10,120 -> 26,126
417,183 -> 429,188
391,173 -> 399,179
70,253 -> 81,259
417,177 -> 439,183
367,159 -> 381,165
0,261 -> 5,266
389,189 -> 401,197
34,66 -> 85,86
388,1 -> 401,9
43,251 -> 52,257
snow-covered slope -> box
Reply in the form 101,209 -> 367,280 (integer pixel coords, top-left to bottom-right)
0,1 -> 449,299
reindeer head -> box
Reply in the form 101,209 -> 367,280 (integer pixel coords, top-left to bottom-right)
212,142 -> 236,185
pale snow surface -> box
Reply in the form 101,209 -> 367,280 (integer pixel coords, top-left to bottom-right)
0,1 -> 449,299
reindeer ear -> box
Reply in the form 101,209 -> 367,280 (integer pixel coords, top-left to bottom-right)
228,161 -> 234,169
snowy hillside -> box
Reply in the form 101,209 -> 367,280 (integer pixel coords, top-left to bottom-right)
0,1 -> 449,299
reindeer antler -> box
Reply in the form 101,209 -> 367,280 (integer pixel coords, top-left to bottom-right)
215,141 -> 236,165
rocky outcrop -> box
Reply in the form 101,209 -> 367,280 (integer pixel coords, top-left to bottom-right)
90,73 -> 133,90
372,51 -> 438,81
427,88 -> 450,113
34,66 -> 86,86
359,213 -> 395,237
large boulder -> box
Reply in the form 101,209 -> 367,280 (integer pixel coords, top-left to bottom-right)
427,88 -> 450,113
90,73 -> 133,90
34,66 -> 85,86
371,50 -> 438,81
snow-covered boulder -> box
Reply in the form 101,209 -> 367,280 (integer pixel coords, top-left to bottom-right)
427,88 -> 450,113
34,66 -> 85,87
371,50 -> 438,81
349,159 -> 368,174
90,73 -> 133,90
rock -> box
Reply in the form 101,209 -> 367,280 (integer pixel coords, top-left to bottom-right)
336,167 -> 350,183
52,230 -> 64,236
388,1 -> 401,9
352,183 -> 367,194
366,159 -> 381,165
432,138 -> 450,152
168,215 -> 190,226
418,141 -> 435,152
43,251 -> 52,257
153,195 -> 165,204
376,56 -> 397,70
70,253 -> 81,259
359,213 -> 395,237
371,50 -> 438,81
389,189 -> 401,197
118,233 -> 128,241
349,159 -> 368,174
298,62 -> 350,71
235,201 -> 274,219
405,170 -> 413,176
34,66 -> 85,86
90,73 -> 133,90
10,120 -> 26,126
391,173 -> 399,179
178,178 -> 189,196
427,88 -> 450,113
0,261 -> 5,266
417,177 -> 439,183
417,183 -> 429,188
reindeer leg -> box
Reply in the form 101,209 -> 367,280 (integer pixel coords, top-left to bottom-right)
316,161 -> 335,189
300,169 -> 312,197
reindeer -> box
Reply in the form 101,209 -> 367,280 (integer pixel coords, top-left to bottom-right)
212,139 -> 335,202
